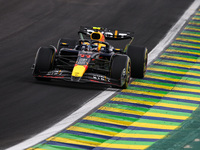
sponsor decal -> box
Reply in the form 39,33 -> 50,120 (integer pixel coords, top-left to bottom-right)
93,75 -> 110,82
77,58 -> 88,65
47,70 -> 63,76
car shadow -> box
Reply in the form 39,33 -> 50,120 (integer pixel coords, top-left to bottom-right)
28,77 -> 120,91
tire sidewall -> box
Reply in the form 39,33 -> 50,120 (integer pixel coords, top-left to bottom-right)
111,55 -> 130,88
33,47 -> 55,75
127,46 -> 148,78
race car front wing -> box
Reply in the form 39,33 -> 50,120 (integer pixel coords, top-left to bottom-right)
33,70 -> 121,87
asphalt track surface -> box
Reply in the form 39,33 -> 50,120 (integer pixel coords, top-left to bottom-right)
0,0 -> 193,149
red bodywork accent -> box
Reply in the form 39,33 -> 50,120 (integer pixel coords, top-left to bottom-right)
100,34 -> 105,42
36,75 -> 65,79
90,79 -> 99,83
84,65 -> 88,71
80,54 -> 91,58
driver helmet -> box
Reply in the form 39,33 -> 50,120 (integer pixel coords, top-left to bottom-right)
81,42 -> 90,51
90,43 -> 98,52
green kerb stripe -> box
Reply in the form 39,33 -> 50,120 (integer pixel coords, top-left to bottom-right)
148,108 -> 191,117
105,139 -> 154,145
145,72 -> 182,79
121,129 -> 169,135
115,94 -> 160,102
168,46 -> 200,53
32,144 -> 83,150
90,113 -> 138,122
55,133 -> 105,143
104,103 -> 149,112
137,119 -> 181,126
149,65 -> 189,72
160,100 -> 198,107
134,78 -> 175,87
127,86 -> 168,94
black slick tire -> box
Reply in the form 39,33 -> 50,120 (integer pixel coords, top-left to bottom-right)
111,55 -> 131,89
33,47 -> 55,81
126,46 -> 148,78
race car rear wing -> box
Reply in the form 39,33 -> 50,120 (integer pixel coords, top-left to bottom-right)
79,26 -> 134,40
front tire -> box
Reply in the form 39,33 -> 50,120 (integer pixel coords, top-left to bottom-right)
111,55 -> 131,89
33,47 -> 55,81
126,46 -> 148,78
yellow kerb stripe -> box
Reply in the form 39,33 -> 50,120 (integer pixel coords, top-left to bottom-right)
166,94 -> 200,101
99,106 -> 145,116
99,143 -> 149,149
192,17 -> 200,20
117,133 -> 165,139
111,97 -> 156,106
189,22 -> 200,25
179,79 -> 200,85
131,81 -> 173,90
47,137 -> 100,146
147,68 -> 186,75
181,32 -> 200,37
122,89 -> 165,97
171,43 -> 200,49
173,87 -> 200,93
145,74 -> 180,82
67,126 -> 117,136
160,55 -> 197,62
192,65 -> 200,69
186,72 -> 200,77
184,27 -> 200,32
154,60 -> 191,68
144,112 -> 189,120
84,116 -> 132,126
130,122 -> 178,130
166,48 -> 200,56
156,102 -> 197,111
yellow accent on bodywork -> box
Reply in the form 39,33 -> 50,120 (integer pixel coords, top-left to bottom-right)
114,30 -> 118,38
72,65 -> 86,77
98,43 -> 106,51
93,27 -> 101,30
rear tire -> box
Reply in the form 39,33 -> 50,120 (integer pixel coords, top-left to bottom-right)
111,55 -> 131,89
33,47 -> 55,81
126,46 -> 148,78
57,38 -> 77,53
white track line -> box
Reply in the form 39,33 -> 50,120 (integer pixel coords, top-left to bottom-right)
7,1 -> 200,149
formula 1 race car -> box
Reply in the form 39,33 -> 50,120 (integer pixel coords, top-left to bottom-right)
32,26 -> 148,89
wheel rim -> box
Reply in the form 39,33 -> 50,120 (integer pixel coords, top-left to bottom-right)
125,61 -> 131,87
127,61 -> 131,83
143,48 -> 148,75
